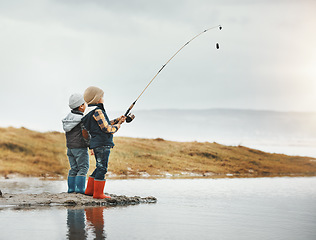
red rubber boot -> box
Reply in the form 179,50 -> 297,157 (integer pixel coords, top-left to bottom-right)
84,176 -> 94,196
93,180 -> 111,199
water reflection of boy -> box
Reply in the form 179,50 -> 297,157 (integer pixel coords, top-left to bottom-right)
85,207 -> 107,239
67,208 -> 86,240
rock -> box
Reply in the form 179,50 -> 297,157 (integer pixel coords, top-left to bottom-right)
64,199 -> 77,206
0,192 -> 157,208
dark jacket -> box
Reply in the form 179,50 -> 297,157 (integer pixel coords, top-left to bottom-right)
82,103 -> 119,149
62,110 -> 89,149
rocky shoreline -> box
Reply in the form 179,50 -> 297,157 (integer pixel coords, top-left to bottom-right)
0,190 -> 157,209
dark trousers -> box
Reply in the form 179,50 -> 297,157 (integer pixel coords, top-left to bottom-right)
91,146 -> 111,180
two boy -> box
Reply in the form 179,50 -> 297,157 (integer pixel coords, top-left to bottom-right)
63,87 -> 125,199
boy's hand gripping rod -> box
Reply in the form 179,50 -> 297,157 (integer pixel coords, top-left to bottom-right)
124,25 -> 222,122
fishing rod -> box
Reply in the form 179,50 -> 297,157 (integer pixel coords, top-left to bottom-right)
124,25 -> 222,123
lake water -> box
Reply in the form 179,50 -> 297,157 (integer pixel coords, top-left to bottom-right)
0,177 -> 315,240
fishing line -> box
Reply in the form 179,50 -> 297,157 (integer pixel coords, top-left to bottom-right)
124,25 -> 222,122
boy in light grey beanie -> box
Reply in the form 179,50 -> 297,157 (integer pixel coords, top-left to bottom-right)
62,93 -> 90,194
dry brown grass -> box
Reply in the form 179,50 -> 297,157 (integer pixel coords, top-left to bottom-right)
110,137 -> 316,177
0,127 -> 68,178
1,127 -> 316,178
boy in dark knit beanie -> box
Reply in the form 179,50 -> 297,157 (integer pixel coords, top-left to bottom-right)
82,86 -> 126,199
62,93 -> 90,194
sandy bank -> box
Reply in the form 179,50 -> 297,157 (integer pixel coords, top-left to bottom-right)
0,191 -> 157,208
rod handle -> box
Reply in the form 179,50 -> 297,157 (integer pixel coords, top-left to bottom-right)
124,101 -> 136,116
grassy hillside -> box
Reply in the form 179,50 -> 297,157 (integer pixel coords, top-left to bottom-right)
1,127 -> 316,178
0,127 -> 68,178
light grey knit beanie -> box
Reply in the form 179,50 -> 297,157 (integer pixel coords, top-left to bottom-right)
69,93 -> 85,109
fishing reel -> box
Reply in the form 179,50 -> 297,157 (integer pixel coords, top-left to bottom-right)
125,113 -> 135,123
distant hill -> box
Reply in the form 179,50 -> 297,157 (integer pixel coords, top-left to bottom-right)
1,127 -> 316,179
111,109 -> 316,142
110,109 -> 316,157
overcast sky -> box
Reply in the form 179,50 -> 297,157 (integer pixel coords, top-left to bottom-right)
0,0 -> 315,132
